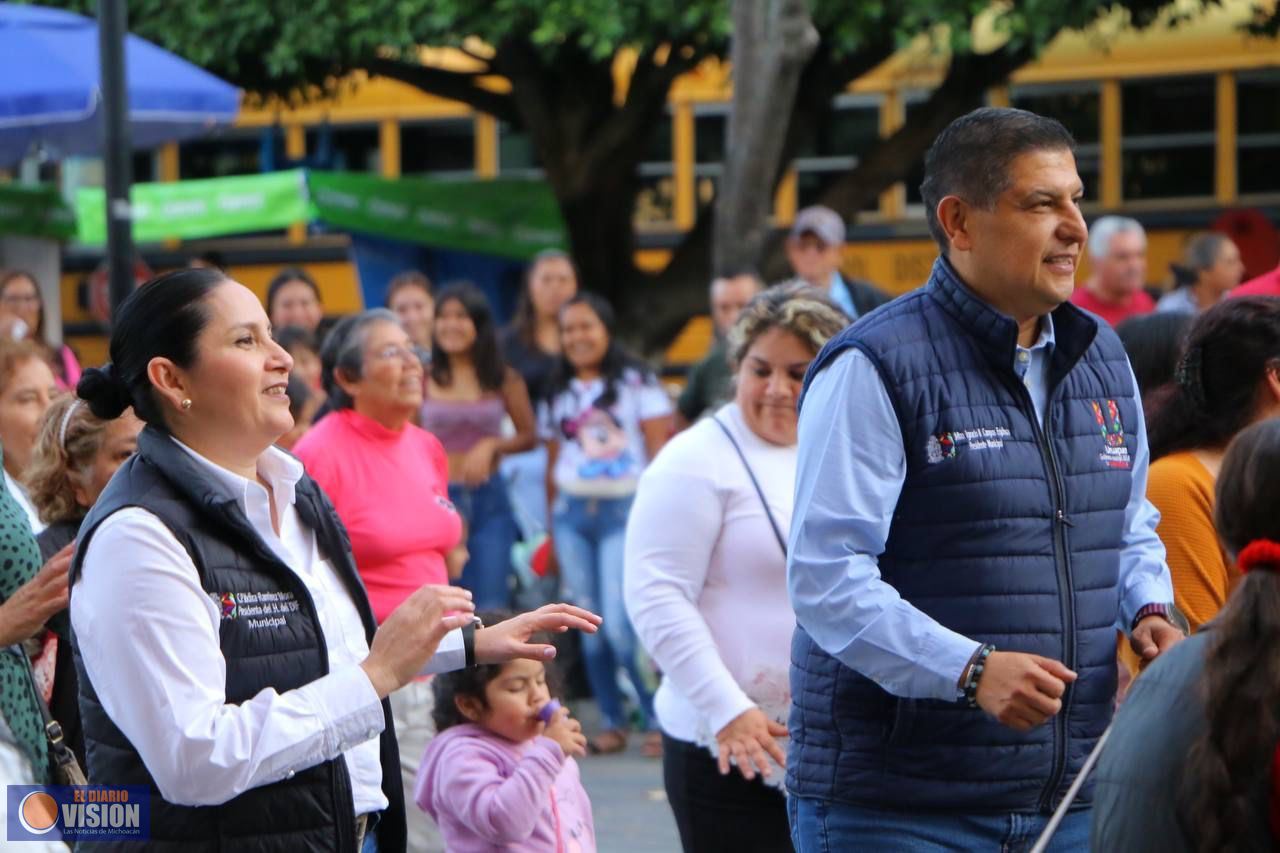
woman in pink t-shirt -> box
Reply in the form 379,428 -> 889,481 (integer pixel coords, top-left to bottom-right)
294,307 -> 465,851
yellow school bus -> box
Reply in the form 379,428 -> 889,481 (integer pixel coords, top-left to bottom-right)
60,0 -> 1280,366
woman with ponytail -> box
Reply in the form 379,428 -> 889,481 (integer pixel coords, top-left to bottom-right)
66,268 -> 600,852
1118,297 -> 1280,678
1092,417 -> 1280,851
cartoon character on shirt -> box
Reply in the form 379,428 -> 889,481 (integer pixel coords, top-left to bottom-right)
560,406 -> 633,480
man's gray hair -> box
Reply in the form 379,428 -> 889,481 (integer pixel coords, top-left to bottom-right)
1088,216 -> 1146,261
319,308 -> 401,410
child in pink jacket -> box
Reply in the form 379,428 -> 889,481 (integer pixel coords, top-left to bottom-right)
415,645 -> 596,852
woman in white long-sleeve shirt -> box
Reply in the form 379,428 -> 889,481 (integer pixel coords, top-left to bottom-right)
68,268 -> 599,853
624,283 -> 848,853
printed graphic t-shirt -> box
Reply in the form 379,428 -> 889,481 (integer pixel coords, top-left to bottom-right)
540,368 -> 673,498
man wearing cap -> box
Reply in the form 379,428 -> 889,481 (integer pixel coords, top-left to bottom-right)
785,205 -> 890,320
786,107 -> 1181,849
676,270 -> 764,426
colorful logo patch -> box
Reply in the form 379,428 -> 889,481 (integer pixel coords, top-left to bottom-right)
217,592 -> 237,620
925,432 -> 957,464
925,426 -> 1012,463
1090,399 -> 1131,469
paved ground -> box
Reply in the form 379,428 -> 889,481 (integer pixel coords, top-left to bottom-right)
577,739 -> 679,853
572,701 -> 681,852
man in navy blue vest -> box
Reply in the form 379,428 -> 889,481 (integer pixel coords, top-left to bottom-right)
784,107 -> 1183,850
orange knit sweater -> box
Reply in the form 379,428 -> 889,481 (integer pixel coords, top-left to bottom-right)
1121,451 -> 1236,675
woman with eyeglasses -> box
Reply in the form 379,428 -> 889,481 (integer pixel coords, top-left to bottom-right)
68,273 -> 600,852
295,309 -> 525,850
0,270 -> 82,391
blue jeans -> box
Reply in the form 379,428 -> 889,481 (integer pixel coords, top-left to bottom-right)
450,476 -> 519,611
788,797 -> 1090,852
552,493 -> 654,730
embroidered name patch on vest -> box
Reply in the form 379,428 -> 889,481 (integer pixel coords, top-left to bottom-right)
925,426 -> 1012,463
209,589 -> 301,630
1089,399 -> 1131,469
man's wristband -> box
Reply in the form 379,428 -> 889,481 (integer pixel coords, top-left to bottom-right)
1130,602 -> 1176,634
961,644 -> 995,708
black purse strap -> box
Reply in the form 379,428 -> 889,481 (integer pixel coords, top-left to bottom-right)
713,416 -> 787,556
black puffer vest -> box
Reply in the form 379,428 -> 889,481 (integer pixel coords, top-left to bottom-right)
68,427 -> 407,852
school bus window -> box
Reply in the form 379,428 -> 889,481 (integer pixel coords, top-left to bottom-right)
635,166 -> 677,229
634,114 -> 677,229
498,121 -> 541,176
695,110 -> 727,164
1237,71 -> 1280,196
306,125 -> 381,173
1121,75 -> 1216,200
795,96 -> 880,212
179,130 -> 263,179
1012,83 -> 1100,202
903,97 -> 930,208
400,119 -> 474,176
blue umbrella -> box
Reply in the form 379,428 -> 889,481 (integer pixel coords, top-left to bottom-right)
0,2 -> 239,165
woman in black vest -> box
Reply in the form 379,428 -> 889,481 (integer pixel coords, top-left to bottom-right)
68,268 -> 600,853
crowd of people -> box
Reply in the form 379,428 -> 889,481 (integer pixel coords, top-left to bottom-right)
0,103 -> 1278,852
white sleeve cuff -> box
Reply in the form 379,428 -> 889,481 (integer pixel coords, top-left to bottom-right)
283,664 -> 387,766
418,627 -> 466,676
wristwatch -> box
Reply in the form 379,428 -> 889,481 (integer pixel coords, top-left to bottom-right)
1130,602 -> 1189,635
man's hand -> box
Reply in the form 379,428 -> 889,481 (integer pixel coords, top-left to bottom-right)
0,543 -> 73,647
1130,615 -> 1184,663
361,585 -> 475,698
974,651 -> 1077,732
474,603 -> 602,664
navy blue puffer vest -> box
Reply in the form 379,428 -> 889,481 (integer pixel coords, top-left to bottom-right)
68,427 -> 407,852
787,257 -> 1137,814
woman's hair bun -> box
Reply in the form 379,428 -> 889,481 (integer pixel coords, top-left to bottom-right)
77,364 -> 132,420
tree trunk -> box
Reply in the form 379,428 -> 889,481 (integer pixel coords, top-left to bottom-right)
488,39 -> 699,313
712,0 -> 819,276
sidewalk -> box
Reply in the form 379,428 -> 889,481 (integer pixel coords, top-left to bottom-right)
571,700 -> 680,852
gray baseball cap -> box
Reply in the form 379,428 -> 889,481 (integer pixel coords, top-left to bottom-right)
790,205 -> 846,246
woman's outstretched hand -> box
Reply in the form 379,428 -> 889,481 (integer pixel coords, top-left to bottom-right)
716,707 -> 788,782
475,603 -> 602,664
361,584 -> 475,698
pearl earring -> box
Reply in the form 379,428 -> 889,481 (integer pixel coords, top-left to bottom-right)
181,399 -> 192,410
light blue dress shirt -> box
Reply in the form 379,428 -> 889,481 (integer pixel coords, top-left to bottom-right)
828,272 -> 857,320
788,314 -> 1173,702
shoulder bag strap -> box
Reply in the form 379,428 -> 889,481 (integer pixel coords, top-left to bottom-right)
20,650 -> 86,785
713,417 -> 787,556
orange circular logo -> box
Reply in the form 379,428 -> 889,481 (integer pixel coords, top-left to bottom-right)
18,791 -> 59,834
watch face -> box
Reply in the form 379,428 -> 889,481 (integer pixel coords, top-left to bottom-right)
1169,605 -> 1191,635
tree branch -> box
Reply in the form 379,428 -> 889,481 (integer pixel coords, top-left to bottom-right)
363,56 -> 520,123
572,43 -> 705,188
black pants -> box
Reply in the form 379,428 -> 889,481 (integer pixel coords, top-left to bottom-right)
662,732 -> 794,853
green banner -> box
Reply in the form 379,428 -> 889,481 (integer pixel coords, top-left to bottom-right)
307,172 -> 565,260
0,184 -> 77,240
75,170 -> 309,244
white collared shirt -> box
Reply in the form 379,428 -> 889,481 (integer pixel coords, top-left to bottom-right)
70,437 -> 464,814
4,468 -> 45,535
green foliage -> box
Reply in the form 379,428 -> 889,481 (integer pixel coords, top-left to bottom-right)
38,0 -> 1208,97
43,0 -> 729,94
